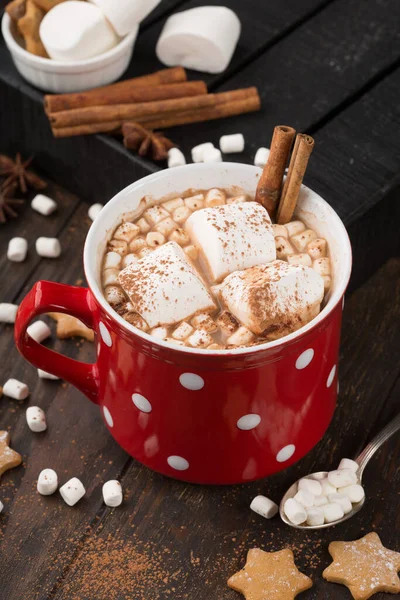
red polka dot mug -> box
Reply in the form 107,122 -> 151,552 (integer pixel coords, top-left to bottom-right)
15,164 -> 352,484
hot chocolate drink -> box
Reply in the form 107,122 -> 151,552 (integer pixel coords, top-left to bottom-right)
101,188 -> 331,349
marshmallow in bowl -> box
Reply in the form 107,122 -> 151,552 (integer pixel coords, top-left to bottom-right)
185,202 -> 276,283
40,2 -> 119,62
118,242 -> 216,328
156,6 -> 241,74
89,0 -> 160,36
220,260 -> 324,335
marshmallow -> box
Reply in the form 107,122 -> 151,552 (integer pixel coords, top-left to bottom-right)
27,320 -> 51,343
203,147 -> 223,163
275,236 -> 295,260
306,507 -> 324,526
103,269 -> 120,286
169,227 -> 190,246
144,206 -> 170,226
3,378 -> 29,400
191,143 -> 215,163
219,133 -> 245,154
298,478 -> 322,496
114,222 -> 140,243
119,242 -> 215,328
147,232 -> 165,247
150,327 -> 168,340
328,493 -> 352,515
187,329 -> 214,348
38,369 -> 60,380
168,148 -> 186,168
31,194 -> 57,216
184,245 -> 198,261
7,237 -> 28,262
0,303 -> 19,324
89,0 -> 157,35
254,147 -> 270,168
104,251 -> 122,270
37,468 -> 58,495
102,480 -> 123,507
36,237 -> 61,258
328,469 -> 358,488
221,260 -> 324,336
314,495 -> 328,507
319,478 -> 337,496
105,285 -> 126,308
285,221 -> 306,237
291,229 -> 318,252
40,2 -> 118,62
154,217 -> 177,237
322,502 -> 344,523
309,471 -> 329,480
172,322 -> 194,341
288,253 -> 312,267
186,202 -> 275,283
137,217 -> 150,234
226,195 -> 248,205
0,500 -> 3,513
313,257 -> 331,276
108,240 -> 127,255
88,203 -> 103,221
205,189 -> 226,207
156,6 -> 241,74
294,490 -> 315,508
338,458 -> 359,472
26,406 -> 47,432
338,484 -> 365,504
283,498 -> 307,525
227,326 -> 254,346
59,477 -> 86,506
250,495 -> 278,519
307,238 -> 327,260
272,224 -> 288,238
191,313 -> 217,332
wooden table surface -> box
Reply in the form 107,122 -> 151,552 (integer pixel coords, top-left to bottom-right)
0,0 -> 400,598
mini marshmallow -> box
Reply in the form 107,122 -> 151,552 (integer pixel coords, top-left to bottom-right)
59,477 -> 86,506
291,229 -> 318,252
186,202 -> 275,283
38,369 -> 60,380
226,195 -> 248,205
0,303 -> 18,324
26,406 -> 47,432
319,478 -> 337,496
338,484 -> 365,504
88,203 -> 103,221
306,507 -> 324,526
114,222 -> 140,243
287,253 -> 312,267
163,197 -> 184,212
191,143 -> 215,163
275,236 -> 295,260
298,478 -> 322,496
313,257 -> 331,276
191,313 -> 217,332
272,224 -> 288,238
250,495 -> 278,519
314,495 -> 328,507
187,329 -> 214,348
328,469 -> 357,488
203,147 -> 222,163
137,217 -> 151,234
285,221 -> 306,237
205,188 -> 226,207
254,147 -> 270,168
156,6 -> 241,74
3,378 -> 29,400
283,498 -> 307,525
102,480 -> 123,507
173,206 -> 192,224
219,133 -> 245,154
338,458 -> 359,472
27,320 -> 51,343
7,237 -> 28,262
307,238 -> 327,260
89,0 -> 157,35
294,490 -> 315,508
328,492 -> 352,515
119,243 -> 215,328
227,326 -> 254,346
37,468 -> 58,495
154,217 -> 177,237
168,148 -> 186,168
40,2 -> 118,62
150,326 -> 168,340
309,471 -> 329,480
104,251 -> 122,270
169,227 -> 190,246
31,194 -> 57,216
36,237 -> 61,258
172,322 -> 194,341
322,502 -> 344,523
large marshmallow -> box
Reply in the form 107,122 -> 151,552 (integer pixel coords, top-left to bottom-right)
221,260 -> 324,336
40,2 -> 118,62
89,0 -> 157,35
156,6 -> 241,74
118,242 -> 216,328
185,202 -> 275,283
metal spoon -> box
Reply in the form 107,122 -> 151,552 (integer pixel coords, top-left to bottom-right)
280,412 -> 400,529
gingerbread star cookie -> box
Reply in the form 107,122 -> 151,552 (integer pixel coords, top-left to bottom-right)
48,312 -> 94,341
0,431 -> 22,479
323,532 -> 400,600
228,548 -> 312,600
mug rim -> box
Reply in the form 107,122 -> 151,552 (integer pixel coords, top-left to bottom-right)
84,163 -> 352,356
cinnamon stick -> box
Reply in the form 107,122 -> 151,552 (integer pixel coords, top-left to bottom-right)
254,125 -> 296,217
276,133 -> 315,224
44,67 -> 188,113
50,88 -> 257,129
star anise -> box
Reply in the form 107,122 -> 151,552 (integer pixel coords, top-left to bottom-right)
0,182 -> 25,224
0,153 -> 47,194
122,122 -> 177,161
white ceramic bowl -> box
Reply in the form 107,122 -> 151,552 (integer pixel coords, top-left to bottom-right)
1,12 -> 138,93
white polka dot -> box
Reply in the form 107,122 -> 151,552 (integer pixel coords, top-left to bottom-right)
179,373 -> 204,391
276,444 -> 295,463
327,365 -> 336,388
295,348 -> 314,370
103,406 -> 113,428
167,455 -> 189,471
132,393 -> 152,413
237,414 -> 261,431
99,321 -> 112,347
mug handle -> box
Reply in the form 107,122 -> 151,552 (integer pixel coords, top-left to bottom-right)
14,281 -> 99,404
